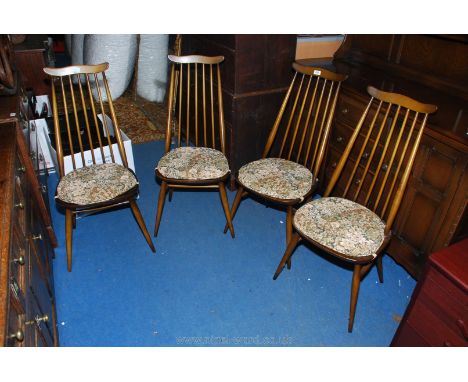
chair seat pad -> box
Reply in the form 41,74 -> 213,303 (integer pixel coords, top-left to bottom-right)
294,197 -> 386,259
56,163 -> 138,206
238,158 -> 313,201
156,146 -> 229,180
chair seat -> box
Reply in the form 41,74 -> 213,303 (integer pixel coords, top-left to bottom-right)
156,146 -> 230,180
294,197 -> 386,259
238,158 -> 313,201
56,163 -> 138,206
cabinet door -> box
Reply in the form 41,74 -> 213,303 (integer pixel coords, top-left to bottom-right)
389,134 -> 468,275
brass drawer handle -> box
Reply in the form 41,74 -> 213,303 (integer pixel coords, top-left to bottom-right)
17,165 -> 26,173
32,234 -> 43,241
336,136 -> 344,143
341,108 -> 348,114
13,256 -> 25,266
14,202 -> 24,209
26,314 -> 49,326
362,152 -> 370,159
381,164 -> 389,172
331,162 -> 337,169
9,329 -> 24,342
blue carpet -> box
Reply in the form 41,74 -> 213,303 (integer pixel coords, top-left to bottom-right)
48,140 -> 416,346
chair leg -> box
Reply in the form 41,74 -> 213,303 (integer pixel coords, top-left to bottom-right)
348,264 -> 362,333
219,182 -> 235,238
223,186 -> 244,234
376,255 -> 384,283
286,205 -> 293,269
130,200 -> 156,253
154,181 -> 168,237
273,233 -> 301,280
65,209 -> 73,272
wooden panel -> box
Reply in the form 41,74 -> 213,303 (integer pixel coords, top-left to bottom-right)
399,35 -> 468,85
14,35 -> 50,96
229,91 -> 286,168
234,35 -> 296,94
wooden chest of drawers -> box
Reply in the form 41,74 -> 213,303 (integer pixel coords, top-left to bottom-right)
391,238 -> 468,346
0,89 -> 58,346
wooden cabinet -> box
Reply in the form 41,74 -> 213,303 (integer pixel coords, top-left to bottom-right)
0,89 -> 58,346
391,238 -> 468,346
323,35 -> 468,279
181,35 -> 297,188
13,35 -> 51,97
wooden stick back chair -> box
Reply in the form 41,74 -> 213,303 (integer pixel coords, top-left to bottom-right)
225,62 -> 348,244
273,85 -> 437,332
44,63 -> 155,272
154,55 -> 234,237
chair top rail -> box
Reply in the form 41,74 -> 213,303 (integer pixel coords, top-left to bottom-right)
44,63 -> 109,76
168,55 -> 224,65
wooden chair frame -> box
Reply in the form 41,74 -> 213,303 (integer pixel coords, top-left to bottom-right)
153,55 -> 234,237
44,63 -> 155,272
273,85 -> 437,331
225,63 -> 348,245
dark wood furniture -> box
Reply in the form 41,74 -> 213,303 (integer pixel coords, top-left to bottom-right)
14,34 -> 51,96
391,238 -> 468,346
181,35 -> 297,189
323,35 -> 468,279
0,87 -> 59,346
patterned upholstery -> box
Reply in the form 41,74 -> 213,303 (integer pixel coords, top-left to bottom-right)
294,197 -> 386,258
238,158 -> 313,201
156,146 -> 229,180
56,163 -> 138,206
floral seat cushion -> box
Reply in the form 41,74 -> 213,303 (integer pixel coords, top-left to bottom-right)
156,146 -> 230,180
56,163 -> 138,206
294,197 -> 386,258
238,158 -> 313,201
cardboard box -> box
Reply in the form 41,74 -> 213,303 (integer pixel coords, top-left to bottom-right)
34,113 -> 135,176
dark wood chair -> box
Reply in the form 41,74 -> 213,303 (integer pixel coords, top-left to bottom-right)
44,63 -> 155,272
225,62 -> 348,245
153,55 -> 234,237
273,85 -> 437,332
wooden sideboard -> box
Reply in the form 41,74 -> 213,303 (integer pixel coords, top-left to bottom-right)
0,87 -> 58,346
181,34 -> 297,189
391,238 -> 468,346
321,35 -> 468,279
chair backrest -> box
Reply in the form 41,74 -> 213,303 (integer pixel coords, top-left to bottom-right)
324,86 -> 437,231
262,62 -> 348,177
165,54 -> 226,154
43,63 -> 129,178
